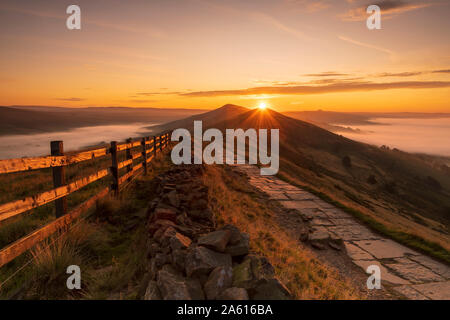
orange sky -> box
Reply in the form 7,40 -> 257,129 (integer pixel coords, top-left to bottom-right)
0,0 -> 449,112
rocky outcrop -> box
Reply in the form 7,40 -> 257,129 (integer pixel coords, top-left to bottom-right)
142,164 -> 292,300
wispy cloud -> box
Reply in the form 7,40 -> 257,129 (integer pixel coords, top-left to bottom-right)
341,0 -> 435,21
54,97 -> 85,102
1,5 -> 165,38
285,0 -> 333,12
432,69 -> 450,74
304,71 -> 350,77
375,71 -> 424,77
180,80 -> 450,97
338,35 -> 394,56
136,91 -> 184,96
251,12 -> 312,41
374,69 -> 450,77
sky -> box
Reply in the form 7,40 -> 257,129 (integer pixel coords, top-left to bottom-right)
0,0 -> 449,112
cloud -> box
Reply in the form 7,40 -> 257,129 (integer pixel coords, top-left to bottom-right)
341,0 -> 434,21
304,72 -> 350,77
338,35 -> 394,56
128,99 -> 157,103
374,69 -> 450,77
136,91 -> 183,96
285,0 -> 333,12
55,97 -> 85,102
432,69 -> 450,74
375,71 -> 424,77
251,12 -> 311,41
180,80 -> 450,97
1,5 -> 165,38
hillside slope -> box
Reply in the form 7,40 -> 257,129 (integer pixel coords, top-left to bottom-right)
148,104 -> 248,133
185,106 -> 450,253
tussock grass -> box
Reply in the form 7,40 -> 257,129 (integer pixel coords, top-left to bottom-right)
203,165 -> 361,300
0,148 -> 172,299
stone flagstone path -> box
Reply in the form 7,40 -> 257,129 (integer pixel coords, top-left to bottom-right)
234,164 -> 450,300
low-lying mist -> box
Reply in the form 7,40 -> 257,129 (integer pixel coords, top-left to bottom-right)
336,117 -> 450,156
0,123 -> 157,159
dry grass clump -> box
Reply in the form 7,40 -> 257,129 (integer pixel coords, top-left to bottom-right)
203,165 -> 361,300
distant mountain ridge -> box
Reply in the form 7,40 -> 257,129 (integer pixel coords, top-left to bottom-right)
0,106 -> 206,136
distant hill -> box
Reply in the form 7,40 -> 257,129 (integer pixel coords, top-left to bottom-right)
170,105 -> 450,251
285,110 -> 450,132
148,104 -> 248,133
0,106 -> 206,136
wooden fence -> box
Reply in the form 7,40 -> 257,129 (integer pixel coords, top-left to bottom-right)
0,132 -> 171,268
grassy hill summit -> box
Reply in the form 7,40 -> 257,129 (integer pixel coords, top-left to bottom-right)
158,104 -> 450,261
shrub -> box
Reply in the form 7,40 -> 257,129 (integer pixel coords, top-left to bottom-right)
367,175 -> 377,185
342,155 -> 352,168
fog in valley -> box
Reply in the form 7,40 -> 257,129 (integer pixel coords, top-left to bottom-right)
0,123 -> 157,159
337,117 -> 450,157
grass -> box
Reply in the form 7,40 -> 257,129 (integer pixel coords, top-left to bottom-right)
277,171 -> 450,265
203,164 -> 362,300
0,147 -> 173,299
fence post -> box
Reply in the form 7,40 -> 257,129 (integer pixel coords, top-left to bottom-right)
142,137 -> 148,175
153,136 -> 157,157
50,141 -> 67,217
159,135 -> 163,152
126,138 -> 133,183
110,141 -> 119,197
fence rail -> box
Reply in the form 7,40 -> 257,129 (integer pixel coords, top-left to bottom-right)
0,132 -> 171,268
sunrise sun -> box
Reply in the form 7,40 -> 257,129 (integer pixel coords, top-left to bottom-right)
258,102 -> 268,110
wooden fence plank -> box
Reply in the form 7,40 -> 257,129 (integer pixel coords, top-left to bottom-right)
0,169 -> 109,222
116,152 -> 142,170
146,155 -> 154,163
66,148 -> 108,163
117,159 -> 133,170
117,162 -> 143,185
116,140 -> 141,152
0,156 -> 65,174
131,152 -> 142,161
0,187 -> 110,268
0,147 -> 109,175
0,130 -> 173,267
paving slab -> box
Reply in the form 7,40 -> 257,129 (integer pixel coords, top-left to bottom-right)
411,281 -> 450,300
328,225 -> 379,241
280,200 -> 319,210
385,258 -> 444,284
284,192 -> 317,201
265,192 -> 289,200
392,285 -> 429,300
329,218 -> 358,226
313,200 -> 336,209
233,164 -> 450,300
298,208 -> 329,219
310,217 -> 334,226
344,242 -> 374,260
321,208 -> 349,219
353,260 -> 410,285
408,255 -> 450,280
353,239 -> 419,259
